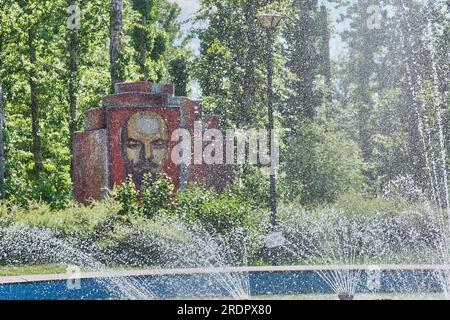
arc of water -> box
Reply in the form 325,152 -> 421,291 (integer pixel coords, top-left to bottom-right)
399,1 -> 450,299
169,221 -> 251,300
424,13 -> 450,228
399,2 -> 443,211
280,215 -> 362,298
0,225 -> 157,300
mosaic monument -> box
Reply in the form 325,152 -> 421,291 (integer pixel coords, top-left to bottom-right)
73,81 -> 231,203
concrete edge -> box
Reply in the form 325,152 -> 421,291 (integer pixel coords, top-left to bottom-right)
1,265 -> 449,285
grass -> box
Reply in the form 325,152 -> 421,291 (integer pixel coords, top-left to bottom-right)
0,264 -> 69,277
0,264 -> 157,277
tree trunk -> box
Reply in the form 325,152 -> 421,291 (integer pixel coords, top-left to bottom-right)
132,0 -> 149,79
399,2 -> 430,197
137,19 -> 148,79
28,28 -> 43,175
241,0 -> 257,127
296,2 -> 317,119
0,85 -> 5,199
0,26 -> 5,198
320,5 -> 332,102
110,0 -> 124,92
68,0 -> 79,182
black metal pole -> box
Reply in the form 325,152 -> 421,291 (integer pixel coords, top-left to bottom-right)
267,28 -> 278,231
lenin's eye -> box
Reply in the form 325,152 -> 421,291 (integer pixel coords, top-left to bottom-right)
152,139 -> 167,149
127,139 -> 141,149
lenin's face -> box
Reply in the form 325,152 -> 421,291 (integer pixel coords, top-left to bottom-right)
122,111 -> 169,187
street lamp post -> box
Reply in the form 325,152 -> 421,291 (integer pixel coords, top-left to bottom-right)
257,14 -> 283,233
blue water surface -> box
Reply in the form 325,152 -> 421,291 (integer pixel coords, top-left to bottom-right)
0,270 -> 442,300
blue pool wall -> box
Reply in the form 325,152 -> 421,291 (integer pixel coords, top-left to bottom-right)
0,269 -> 443,300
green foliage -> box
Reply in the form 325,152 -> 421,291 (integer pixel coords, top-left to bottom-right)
115,176 -> 140,216
115,173 -> 174,219
274,201 -> 441,266
141,173 -> 174,218
0,199 -> 120,236
194,0 -> 293,128
283,0 -> 331,122
282,122 -> 365,205
0,0 -> 448,211
331,0 -> 450,199
0,0 -> 74,207
169,51 -> 191,96
4,172 -> 72,210
0,0 -> 190,207
228,166 -> 271,210
0,198 -> 187,267
170,184 -> 257,235
0,194 -> 442,267
329,193 -> 424,218
129,0 -> 185,81
114,174 -> 263,235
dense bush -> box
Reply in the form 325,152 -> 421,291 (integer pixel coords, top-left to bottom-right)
115,173 -> 174,219
0,199 -> 119,236
269,194 -> 444,265
0,186 -> 446,268
114,173 -> 267,236
0,174 -> 271,267
281,122 -> 365,205
0,199 -> 187,267
169,185 -> 260,234
228,166 -> 272,210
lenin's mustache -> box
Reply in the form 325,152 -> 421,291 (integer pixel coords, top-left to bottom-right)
130,159 -> 161,173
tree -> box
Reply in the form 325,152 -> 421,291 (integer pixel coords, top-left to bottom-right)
281,1 -> 348,204
331,0 -> 408,193
0,4 -> 6,199
332,0 -> 449,201
283,0 -> 325,122
282,122 -> 364,204
131,0 -> 151,79
319,4 -> 332,98
195,0 -> 292,128
67,0 -> 79,180
0,84 -> 4,199
110,0 -> 124,90
27,19 -> 44,175
130,0 -> 184,83
169,52 -> 191,96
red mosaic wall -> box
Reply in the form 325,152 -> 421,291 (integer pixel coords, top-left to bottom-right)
106,107 -> 180,189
